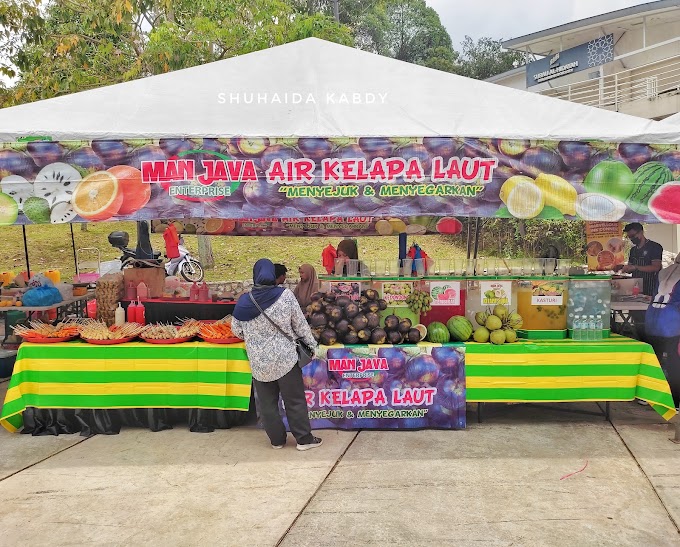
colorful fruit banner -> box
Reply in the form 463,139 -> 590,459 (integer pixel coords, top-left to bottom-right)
1,137 -> 680,228
585,221 -> 625,271
259,343 -> 466,430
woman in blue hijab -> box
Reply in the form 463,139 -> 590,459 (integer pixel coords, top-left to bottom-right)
232,259 -> 322,451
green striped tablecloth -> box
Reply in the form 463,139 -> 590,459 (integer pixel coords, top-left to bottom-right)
465,335 -> 677,420
0,340 -> 252,432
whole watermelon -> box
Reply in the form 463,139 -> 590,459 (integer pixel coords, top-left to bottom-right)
426,322 -> 450,343
446,316 -> 473,342
626,162 -> 673,215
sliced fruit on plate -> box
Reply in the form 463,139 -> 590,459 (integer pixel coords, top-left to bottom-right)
72,171 -> 123,221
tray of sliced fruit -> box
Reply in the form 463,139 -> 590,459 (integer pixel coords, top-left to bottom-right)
140,319 -> 201,344
79,320 -> 148,344
198,316 -> 243,344
13,320 -> 80,343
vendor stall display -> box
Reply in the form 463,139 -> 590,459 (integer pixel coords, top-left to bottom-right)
0,38 -> 679,436
567,275 -> 612,337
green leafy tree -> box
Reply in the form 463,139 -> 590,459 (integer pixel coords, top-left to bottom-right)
0,0 -> 43,79
3,0 -> 351,106
454,36 -> 525,80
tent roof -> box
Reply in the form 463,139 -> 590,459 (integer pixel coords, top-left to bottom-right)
0,37 -> 677,143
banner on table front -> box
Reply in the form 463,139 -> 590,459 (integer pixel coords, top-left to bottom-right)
585,221 -> 625,271
256,344 -> 466,430
1,137 -> 678,228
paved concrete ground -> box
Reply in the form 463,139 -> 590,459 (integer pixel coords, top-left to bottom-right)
0,379 -> 678,547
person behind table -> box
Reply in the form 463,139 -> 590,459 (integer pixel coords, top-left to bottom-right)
274,263 -> 288,286
613,223 -> 663,296
231,259 -> 322,451
336,239 -> 368,275
294,264 -> 319,309
540,245 -> 560,274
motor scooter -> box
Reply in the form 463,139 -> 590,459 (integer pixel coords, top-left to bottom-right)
108,230 -> 163,269
164,239 -> 204,282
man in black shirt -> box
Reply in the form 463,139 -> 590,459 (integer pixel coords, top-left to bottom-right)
274,263 -> 288,286
613,223 -> 663,296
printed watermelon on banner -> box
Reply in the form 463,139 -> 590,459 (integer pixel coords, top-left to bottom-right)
438,288 -> 457,301
648,182 -> 680,223
431,285 -> 445,299
626,161 -> 673,215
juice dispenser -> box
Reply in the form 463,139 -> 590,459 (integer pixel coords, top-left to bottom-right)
420,276 -> 466,326
371,277 -> 419,326
465,276 -> 518,327
567,275 -> 611,337
517,276 -> 569,337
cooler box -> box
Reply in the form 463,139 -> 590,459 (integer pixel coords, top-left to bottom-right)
465,276 -> 518,327
517,276 -> 569,337
568,275 -> 611,338
0,349 -> 17,378
420,277 -> 466,326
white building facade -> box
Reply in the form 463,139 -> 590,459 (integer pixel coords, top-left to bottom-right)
490,0 -> 680,253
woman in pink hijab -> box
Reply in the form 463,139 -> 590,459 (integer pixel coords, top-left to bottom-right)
294,264 -> 319,308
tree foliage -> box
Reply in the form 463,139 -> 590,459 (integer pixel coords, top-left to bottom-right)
454,36 -> 525,80
2,0 -> 351,106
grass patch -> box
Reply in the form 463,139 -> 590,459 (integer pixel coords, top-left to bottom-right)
2,222 -> 470,282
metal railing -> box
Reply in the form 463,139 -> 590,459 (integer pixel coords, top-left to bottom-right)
539,57 -> 680,110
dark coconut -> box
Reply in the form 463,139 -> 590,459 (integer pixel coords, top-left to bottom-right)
335,296 -> 352,308
377,299 -> 388,311
320,328 -> 338,346
324,293 -> 337,303
370,328 -> 387,344
312,328 -> 323,341
352,314 -> 369,331
364,289 -> 379,301
309,300 -> 323,313
327,321 -> 335,330
310,292 -> 324,301
407,328 -> 422,343
344,302 -> 360,319
384,315 -> 400,331
357,329 -> 371,343
310,312 -> 328,328
343,331 -> 359,345
365,301 -> 380,314
398,318 -> 412,334
326,306 -> 343,322
305,304 -> 314,314
387,330 -> 403,344
366,312 -> 380,330
335,319 -> 350,334
359,296 -> 369,306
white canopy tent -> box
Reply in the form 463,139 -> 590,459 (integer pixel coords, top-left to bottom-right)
0,37 -> 678,143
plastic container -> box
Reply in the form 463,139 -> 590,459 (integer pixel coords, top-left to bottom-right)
135,301 -> 146,325
517,276 -> 569,331
115,302 -> 125,326
43,270 -> 61,285
465,276 -> 518,327
567,275 -> 611,336
127,301 -> 138,322
125,282 -> 137,301
86,299 -> 97,319
420,277 -> 466,326
401,258 -> 414,277
199,282 -> 210,302
190,282 -> 200,302
136,281 -> 148,301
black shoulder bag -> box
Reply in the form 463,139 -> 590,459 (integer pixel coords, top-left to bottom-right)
249,292 -> 315,367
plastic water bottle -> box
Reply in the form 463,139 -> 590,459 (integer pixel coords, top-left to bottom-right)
573,315 -> 582,340
594,314 -> 603,340
587,315 -> 596,341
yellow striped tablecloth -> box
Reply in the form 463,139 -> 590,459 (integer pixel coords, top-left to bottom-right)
465,336 -> 677,420
0,340 -> 252,432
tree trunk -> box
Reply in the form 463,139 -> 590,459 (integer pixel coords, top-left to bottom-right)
197,235 -> 214,270
80,223 -> 88,231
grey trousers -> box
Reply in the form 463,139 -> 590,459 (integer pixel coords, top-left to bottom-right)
253,365 -> 314,446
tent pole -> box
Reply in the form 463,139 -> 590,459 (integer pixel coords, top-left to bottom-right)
466,218 -> 472,259
398,232 -> 407,260
22,225 -> 30,280
473,217 -> 481,260
70,224 -> 78,274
